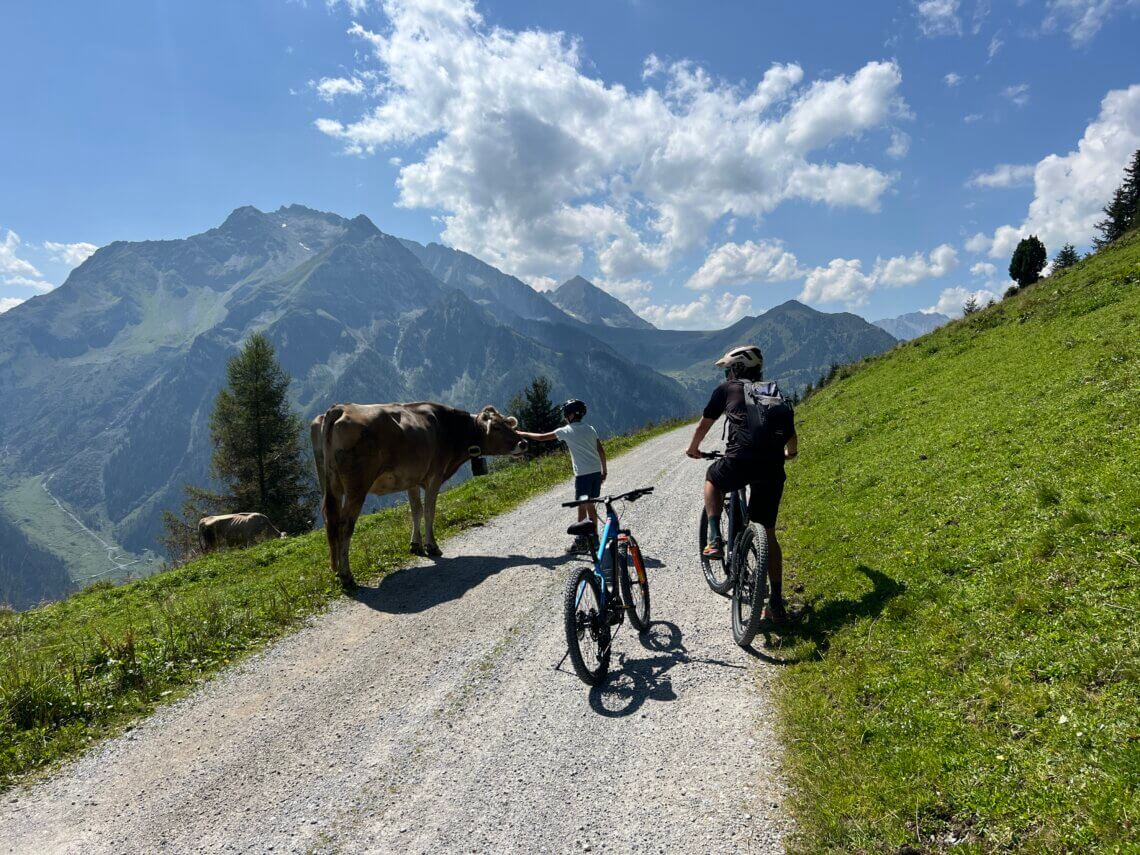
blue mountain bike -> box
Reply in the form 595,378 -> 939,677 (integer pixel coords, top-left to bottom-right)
561,487 -> 654,685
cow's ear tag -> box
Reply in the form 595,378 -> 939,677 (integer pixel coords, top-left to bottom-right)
468,444 -> 482,457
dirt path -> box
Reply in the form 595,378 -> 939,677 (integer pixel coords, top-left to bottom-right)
0,424 -> 791,854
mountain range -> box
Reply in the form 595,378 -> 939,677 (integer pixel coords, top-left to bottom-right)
0,204 -> 897,606
872,310 -> 950,340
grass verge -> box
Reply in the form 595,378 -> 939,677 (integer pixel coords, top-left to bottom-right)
772,233 -> 1139,851
0,418 -> 686,790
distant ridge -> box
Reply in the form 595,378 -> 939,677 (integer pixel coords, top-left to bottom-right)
546,276 -> 656,329
872,310 -> 949,341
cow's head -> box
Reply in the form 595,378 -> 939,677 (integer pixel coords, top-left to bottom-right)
474,406 -> 527,457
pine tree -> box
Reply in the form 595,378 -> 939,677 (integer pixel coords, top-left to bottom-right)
1094,149 -> 1140,248
1008,236 -> 1047,288
1052,243 -> 1079,271
1094,187 -> 1132,249
508,375 -> 561,457
208,334 -> 316,533
963,295 -> 980,315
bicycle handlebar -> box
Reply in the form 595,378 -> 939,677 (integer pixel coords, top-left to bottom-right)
561,486 -> 655,508
696,451 -> 722,459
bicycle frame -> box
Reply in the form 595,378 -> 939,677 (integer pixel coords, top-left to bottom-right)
722,487 -> 748,574
582,500 -> 622,611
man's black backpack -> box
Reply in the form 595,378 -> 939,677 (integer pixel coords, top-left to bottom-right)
738,380 -> 793,451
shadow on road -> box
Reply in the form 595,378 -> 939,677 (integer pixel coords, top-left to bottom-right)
350,552 -> 578,614
587,621 -> 745,718
747,564 -> 905,665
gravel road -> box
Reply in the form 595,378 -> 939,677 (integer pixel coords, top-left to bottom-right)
0,423 -> 791,854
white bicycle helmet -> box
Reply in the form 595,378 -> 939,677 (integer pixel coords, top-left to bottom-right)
715,345 -> 764,379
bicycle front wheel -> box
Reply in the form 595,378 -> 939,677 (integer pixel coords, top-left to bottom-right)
563,567 -> 611,685
618,536 -> 651,633
698,509 -> 732,596
731,524 -> 769,647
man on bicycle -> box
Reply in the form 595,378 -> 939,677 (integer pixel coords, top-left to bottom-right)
685,345 -> 798,624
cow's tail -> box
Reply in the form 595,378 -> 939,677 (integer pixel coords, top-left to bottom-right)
320,405 -> 345,534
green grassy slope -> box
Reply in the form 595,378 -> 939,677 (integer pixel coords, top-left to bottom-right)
0,419 -> 682,789
774,234 -> 1139,851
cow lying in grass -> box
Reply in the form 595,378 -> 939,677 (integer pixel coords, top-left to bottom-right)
311,402 -> 527,586
198,513 -> 285,552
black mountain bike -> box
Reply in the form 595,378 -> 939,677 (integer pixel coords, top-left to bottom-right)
695,451 -> 769,647
561,487 -> 654,685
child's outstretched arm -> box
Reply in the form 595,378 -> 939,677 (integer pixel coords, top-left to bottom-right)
516,430 -> 557,442
597,438 -> 607,482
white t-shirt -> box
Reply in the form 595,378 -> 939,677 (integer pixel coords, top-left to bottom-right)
553,421 -> 602,476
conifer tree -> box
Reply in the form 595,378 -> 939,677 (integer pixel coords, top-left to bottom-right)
1052,243 -> 1079,271
1008,236 -> 1047,288
208,334 -> 316,533
963,295 -> 980,316
508,375 -> 561,457
1094,149 -> 1140,248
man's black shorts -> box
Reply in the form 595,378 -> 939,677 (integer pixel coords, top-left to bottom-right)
706,456 -> 786,528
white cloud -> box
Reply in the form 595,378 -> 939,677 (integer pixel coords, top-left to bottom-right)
632,290 -> 754,330
944,72 -> 962,87
988,33 -> 1004,59
800,258 -> 877,307
3,275 -> 53,292
915,0 -> 962,35
927,286 -> 999,316
970,261 -> 997,278
973,0 -> 992,32
1042,0 -> 1140,46
686,240 -> 801,291
799,243 -> 958,308
964,232 -> 991,252
325,0 -> 372,13
1,230 -> 51,291
873,243 -> 958,286
887,130 -> 911,159
0,297 -> 25,313
1002,83 -> 1030,107
968,163 -> 1035,188
314,2 -> 907,284
312,76 -> 366,101
594,276 -> 652,301
43,240 -> 97,268
963,113 -> 983,123
972,83 -> 1140,258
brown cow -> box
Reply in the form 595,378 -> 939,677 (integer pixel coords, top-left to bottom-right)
198,513 -> 285,552
312,402 -> 526,586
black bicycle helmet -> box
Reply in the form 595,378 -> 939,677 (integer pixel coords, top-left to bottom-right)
561,399 -> 587,420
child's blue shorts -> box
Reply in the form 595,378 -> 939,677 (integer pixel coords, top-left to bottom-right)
573,471 -> 603,500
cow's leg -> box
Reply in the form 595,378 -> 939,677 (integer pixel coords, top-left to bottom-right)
323,489 -> 344,580
423,480 -> 443,557
334,489 -> 367,587
407,487 -> 425,555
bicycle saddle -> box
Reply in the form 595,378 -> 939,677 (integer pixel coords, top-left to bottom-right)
566,521 -> 597,537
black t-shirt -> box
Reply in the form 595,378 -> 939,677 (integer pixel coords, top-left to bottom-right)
703,380 -> 796,467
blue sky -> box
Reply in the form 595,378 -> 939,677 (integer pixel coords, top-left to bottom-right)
2,0 -> 1139,326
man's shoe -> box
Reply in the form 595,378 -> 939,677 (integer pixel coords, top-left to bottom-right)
701,539 -> 724,561
762,600 -> 790,627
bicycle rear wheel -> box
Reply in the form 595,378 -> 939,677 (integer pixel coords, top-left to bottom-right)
563,567 -> 611,685
731,524 -> 769,647
698,508 -> 732,596
618,536 -> 651,632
